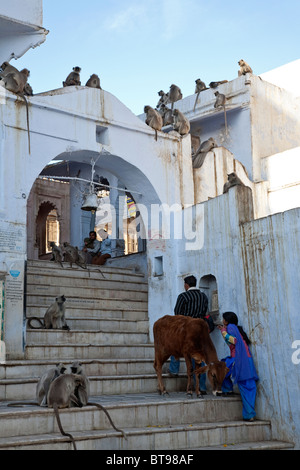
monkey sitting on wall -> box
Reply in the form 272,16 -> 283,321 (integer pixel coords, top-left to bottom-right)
209,80 -> 228,88
192,137 -> 218,169
214,91 -> 228,135
238,59 -> 253,76
158,104 -> 173,127
172,109 -> 190,136
144,105 -> 163,140
27,295 -> 70,330
0,62 -> 31,153
193,78 -> 207,111
63,66 -> 81,87
156,90 -> 169,109
223,172 -> 246,193
168,84 -> 183,109
85,74 -> 101,89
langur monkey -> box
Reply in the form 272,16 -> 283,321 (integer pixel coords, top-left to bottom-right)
27,295 -> 70,330
47,374 -> 86,450
63,242 -> 104,278
144,105 -> 163,141
63,242 -> 87,269
193,78 -> 207,111
209,80 -> 228,88
70,362 -> 127,441
172,109 -> 190,136
156,90 -> 169,109
85,74 -> 101,89
6,363 -> 67,408
214,91 -> 228,135
238,59 -> 253,76
70,361 -> 90,405
192,137 -> 218,169
36,363 -> 67,406
223,172 -> 246,193
50,242 -> 64,268
168,84 -> 183,109
0,62 -> 31,153
63,66 -> 81,87
158,104 -> 173,127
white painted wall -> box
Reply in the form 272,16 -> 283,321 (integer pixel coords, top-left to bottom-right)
0,0 -> 43,25
261,59 -> 300,97
160,187 -> 300,448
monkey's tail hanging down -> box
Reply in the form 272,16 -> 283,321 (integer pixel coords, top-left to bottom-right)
20,93 -> 31,154
87,402 -> 127,439
193,92 -> 200,112
223,104 -> 228,136
53,403 -> 77,451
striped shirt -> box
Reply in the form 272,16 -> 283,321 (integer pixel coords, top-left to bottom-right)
174,287 -> 208,318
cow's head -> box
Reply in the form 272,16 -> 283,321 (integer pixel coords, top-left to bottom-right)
194,361 -> 229,395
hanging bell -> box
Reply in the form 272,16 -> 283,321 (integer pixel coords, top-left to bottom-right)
81,193 -> 99,212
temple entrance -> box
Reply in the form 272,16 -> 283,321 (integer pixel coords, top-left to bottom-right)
36,202 -> 60,258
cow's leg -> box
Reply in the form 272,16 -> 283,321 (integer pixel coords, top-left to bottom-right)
154,353 -> 168,395
184,356 -> 194,396
194,369 -> 202,398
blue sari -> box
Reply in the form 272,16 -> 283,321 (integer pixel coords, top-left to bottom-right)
222,324 -> 258,420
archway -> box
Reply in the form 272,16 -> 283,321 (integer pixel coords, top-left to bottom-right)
36,202 -> 59,259
33,151 -> 162,261
199,274 -> 219,322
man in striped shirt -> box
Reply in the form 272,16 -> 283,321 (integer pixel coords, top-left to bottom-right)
174,275 -> 208,318
168,275 -> 209,393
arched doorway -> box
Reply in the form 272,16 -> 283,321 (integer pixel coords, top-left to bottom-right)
26,177 -> 71,260
36,202 -> 60,259
200,274 -> 219,323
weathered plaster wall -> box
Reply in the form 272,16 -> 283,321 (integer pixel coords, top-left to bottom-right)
0,1 -> 47,63
0,0 -> 43,26
241,209 -> 300,448
262,146 -> 300,215
157,187 -> 300,448
250,77 -> 300,181
0,84 -> 193,358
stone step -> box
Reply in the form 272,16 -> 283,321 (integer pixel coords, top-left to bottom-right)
26,295 -> 148,312
26,317 -> 149,332
26,285 -> 148,302
0,392 -> 293,451
27,273 -> 148,291
198,441 -> 295,450
0,435 -> 293,451
0,394 -> 243,438
0,372 -> 187,401
25,329 -> 149,345
0,418 -> 272,451
25,343 -> 154,360
27,260 -> 146,280
0,358 -> 163,379
26,305 -> 148,321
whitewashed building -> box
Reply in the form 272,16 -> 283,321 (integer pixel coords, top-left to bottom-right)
0,0 -> 300,448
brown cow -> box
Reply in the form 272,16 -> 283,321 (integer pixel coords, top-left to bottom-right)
153,315 -> 229,397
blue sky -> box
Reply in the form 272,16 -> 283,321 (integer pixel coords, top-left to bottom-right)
15,0 -> 300,114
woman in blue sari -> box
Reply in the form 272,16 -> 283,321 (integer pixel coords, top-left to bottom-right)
218,312 -> 259,421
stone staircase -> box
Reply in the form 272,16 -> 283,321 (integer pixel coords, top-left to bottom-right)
0,260 -> 293,450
